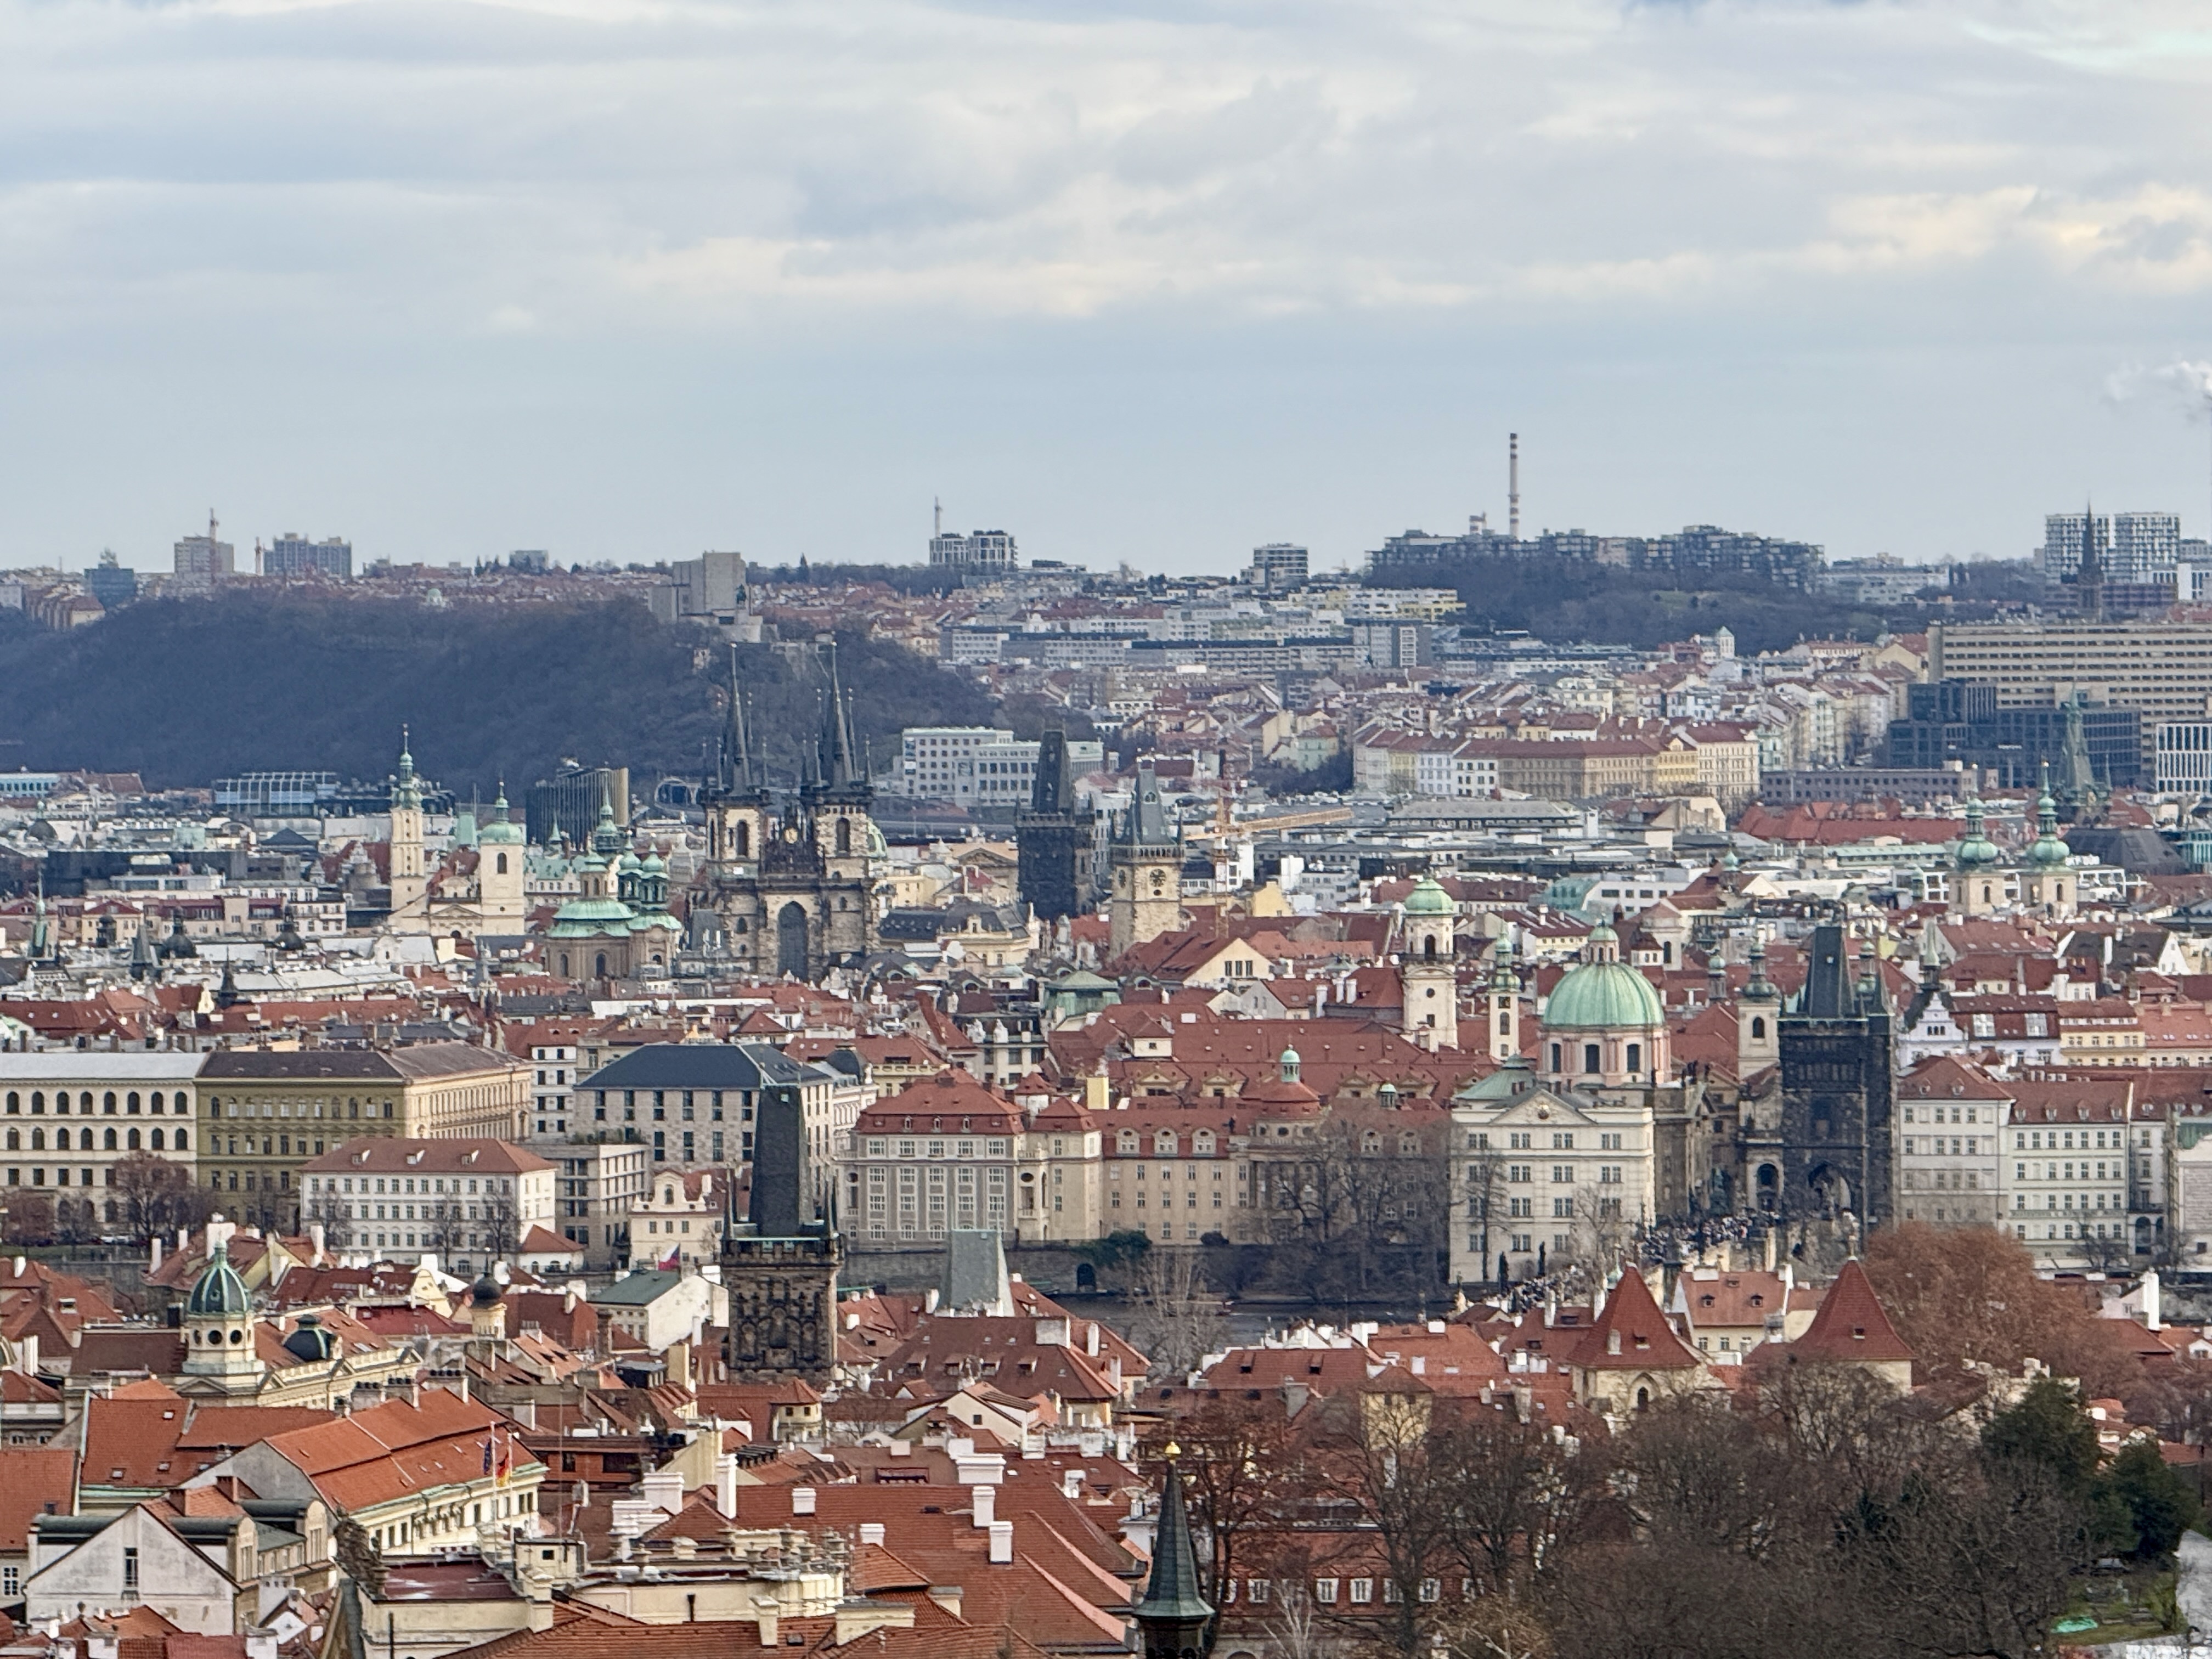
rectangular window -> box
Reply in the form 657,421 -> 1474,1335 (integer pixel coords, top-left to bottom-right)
1349,1579 -> 1373,1605
123,1548 -> 139,1590
1314,1579 -> 1338,1605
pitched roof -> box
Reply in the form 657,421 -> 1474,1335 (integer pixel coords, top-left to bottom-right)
1785,1260 -> 1914,1365
1567,1267 -> 1702,1372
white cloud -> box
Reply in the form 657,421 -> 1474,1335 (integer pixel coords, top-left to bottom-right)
4,0 -> 2212,568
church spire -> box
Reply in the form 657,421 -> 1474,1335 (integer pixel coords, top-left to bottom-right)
2078,500 -> 2104,621
1132,1450 -> 1213,1659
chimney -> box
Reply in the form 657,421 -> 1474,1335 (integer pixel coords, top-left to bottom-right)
1062,1468 -> 1083,1500
149,1237 -> 162,1273
971,1485 -> 995,1528
860,1522 -> 886,1547
791,1486 -> 816,1516
2145,1268 -> 2163,1332
988,1520 -> 1013,1564
1508,432 -> 1520,540
717,1454 -> 740,1517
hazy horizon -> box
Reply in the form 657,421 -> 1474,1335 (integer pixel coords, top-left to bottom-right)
8,0 -> 2212,578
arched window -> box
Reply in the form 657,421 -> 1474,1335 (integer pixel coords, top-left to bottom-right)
1626,1042 -> 1643,1075
126,1092 -> 139,1114
496,853 -> 509,874
1422,934 -> 1437,960
594,953 -> 608,977
1549,1043 -> 1562,1073
5,1131 -> 16,1152
1499,1011 -> 1511,1035
1400,1131 -> 1419,1155
1361,1130 -> 1381,1154
735,822 -> 751,857
126,1128 -> 140,1151
558,954 -> 571,977
53,1128 -> 69,1152
208,1097 -> 220,1118
81,1093 -> 94,1111
3,1094 -> 14,1115
104,1092 -> 117,1113
1751,1017 -> 1765,1040
151,1128 -> 166,1150
29,1130 -> 42,1151
1118,1130 -> 1139,1154
27,1093 -> 40,1114
1635,1386 -> 1651,1412
1583,1043 -> 1601,1074
836,817 -> 853,857
152,1092 -> 165,1113
174,1128 -> 188,1150
1155,1131 -> 1177,1155
102,1128 -> 115,1151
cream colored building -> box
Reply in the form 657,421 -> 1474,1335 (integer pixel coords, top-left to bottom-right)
1930,618 -> 2212,768
0,1053 -> 204,1214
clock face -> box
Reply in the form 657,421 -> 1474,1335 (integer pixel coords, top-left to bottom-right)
783,827 -> 799,843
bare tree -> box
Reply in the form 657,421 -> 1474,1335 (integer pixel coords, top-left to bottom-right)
1461,1143 -> 1508,1288
477,1188 -> 520,1260
1127,1249 -> 1228,1378
1264,1581 -> 1330,1659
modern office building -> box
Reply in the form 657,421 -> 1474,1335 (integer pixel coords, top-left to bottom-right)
83,555 -> 137,611
1885,680 -> 2143,788
1248,544 -> 1310,590
647,550 -> 746,623
172,517 -> 235,588
1928,620 -> 2212,771
265,535 -> 353,578
527,765 -> 629,850
928,527 -> 1019,572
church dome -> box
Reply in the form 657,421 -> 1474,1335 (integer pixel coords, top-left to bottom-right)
282,1311 -> 337,1363
1401,876 -> 1454,916
187,1241 -> 250,1318
470,1271 -> 504,1308
1544,960 -> 1666,1031
1954,797 -> 2001,870
479,788 -> 525,847
2027,787 -> 2070,870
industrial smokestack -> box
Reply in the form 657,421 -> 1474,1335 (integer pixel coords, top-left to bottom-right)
1509,432 -> 1520,541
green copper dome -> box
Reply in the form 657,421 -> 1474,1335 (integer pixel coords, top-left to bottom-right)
2027,768 -> 2069,870
1954,797 -> 2001,870
187,1240 -> 250,1317
1401,876 -> 1454,916
479,787 -> 524,847
1544,961 -> 1665,1030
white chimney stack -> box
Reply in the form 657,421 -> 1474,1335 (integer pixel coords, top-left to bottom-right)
971,1485 -> 995,1529
988,1520 -> 1013,1564
716,1453 -> 739,1517
2145,1268 -> 2163,1332
791,1486 -> 816,1516
859,1522 -> 885,1547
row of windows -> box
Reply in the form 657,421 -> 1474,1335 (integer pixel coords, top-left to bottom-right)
863,1137 -> 1014,1159
207,1097 -> 394,1120
1468,1131 -> 1625,1151
5,1091 -> 183,1116
2,1126 -> 180,1152
306,1175 -> 516,1196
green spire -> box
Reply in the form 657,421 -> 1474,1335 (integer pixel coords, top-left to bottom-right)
1132,1453 -> 1213,1654
2028,761 -> 2070,870
393,727 -> 422,811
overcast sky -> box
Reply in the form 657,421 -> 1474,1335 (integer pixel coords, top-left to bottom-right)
7,0 -> 2212,577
